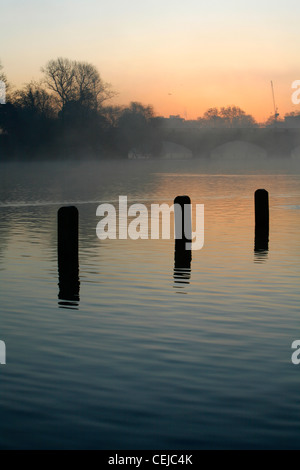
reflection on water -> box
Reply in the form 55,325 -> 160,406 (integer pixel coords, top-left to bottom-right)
58,262 -> 80,309
0,159 -> 300,449
173,242 -> 192,291
254,227 -> 269,263
173,251 -> 191,293
254,249 -> 269,263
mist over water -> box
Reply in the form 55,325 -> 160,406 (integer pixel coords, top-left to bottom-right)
0,155 -> 300,449
1,153 -> 300,206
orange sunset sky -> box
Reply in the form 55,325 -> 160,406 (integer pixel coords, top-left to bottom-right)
1,0 -> 300,122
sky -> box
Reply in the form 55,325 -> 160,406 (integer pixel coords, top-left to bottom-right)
1,0 -> 300,121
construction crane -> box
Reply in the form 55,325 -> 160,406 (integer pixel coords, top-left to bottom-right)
271,81 -> 279,123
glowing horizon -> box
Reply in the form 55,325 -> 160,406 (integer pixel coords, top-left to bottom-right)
1,0 -> 300,122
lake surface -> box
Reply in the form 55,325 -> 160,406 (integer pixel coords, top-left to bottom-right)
0,157 -> 300,449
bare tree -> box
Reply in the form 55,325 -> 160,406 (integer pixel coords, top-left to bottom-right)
219,106 -> 257,128
74,61 -> 115,109
198,106 -> 257,128
101,105 -> 123,126
13,81 -> 57,117
119,102 -> 155,123
41,58 -> 76,107
200,107 -> 223,127
42,58 -> 116,110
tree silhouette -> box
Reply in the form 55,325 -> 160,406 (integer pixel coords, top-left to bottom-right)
42,58 -> 116,111
41,58 -> 76,108
13,81 -> 57,118
74,62 -> 115,110
198,106 -> 257,128
116,102 -> 161,157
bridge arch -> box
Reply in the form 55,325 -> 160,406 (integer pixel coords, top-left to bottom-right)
210,140 -> 268,160
160,140 -> 193,159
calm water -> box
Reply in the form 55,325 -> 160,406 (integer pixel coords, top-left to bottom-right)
0,158 -> 300,449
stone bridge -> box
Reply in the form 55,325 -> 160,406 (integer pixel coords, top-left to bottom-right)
162,128 -> 300,158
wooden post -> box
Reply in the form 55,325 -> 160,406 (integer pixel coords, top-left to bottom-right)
254,189 -> 269,252
174,195 -> 192,247
57,206 -> 80,303
255,189 -> 269,231
174,196 -> 192,284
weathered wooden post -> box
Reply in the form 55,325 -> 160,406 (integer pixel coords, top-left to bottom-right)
174,195 -> 192,246
174,196 -> 192,284
57,206 -> 80,303
254,189 -> 269,252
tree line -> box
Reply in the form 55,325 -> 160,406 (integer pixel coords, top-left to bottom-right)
0,58 -> 292,160
0,58 -> 164,159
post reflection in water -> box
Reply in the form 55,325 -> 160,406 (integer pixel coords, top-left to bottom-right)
58,258 -> 80,309
173,242 -> 192,291
254,227 -> 269,263
57,206 -> 80,309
